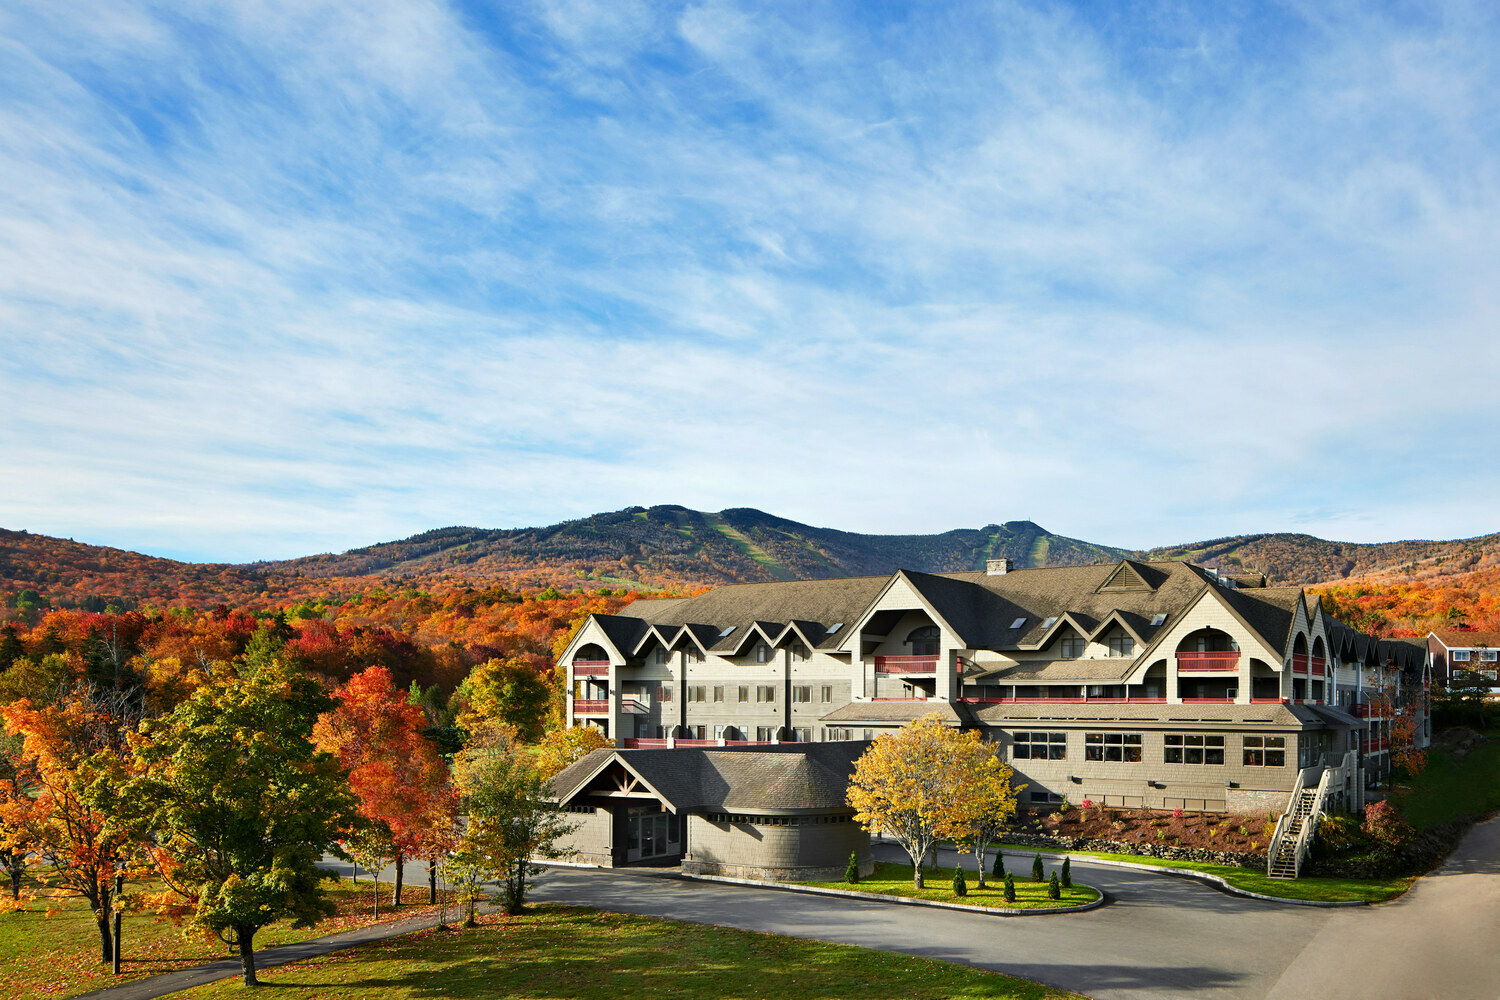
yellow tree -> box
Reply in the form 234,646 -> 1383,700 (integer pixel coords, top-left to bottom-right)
534,726 -> 614,780
847,714 -> 976,889
951,742 -> 1023,889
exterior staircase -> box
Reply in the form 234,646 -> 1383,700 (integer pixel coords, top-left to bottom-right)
1268,786 -> 1319,879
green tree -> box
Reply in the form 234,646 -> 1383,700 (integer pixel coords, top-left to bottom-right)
1003,871 -> 1016,903
123,660 -> 361,985
1032,853 -> 1044,881
452,723 -> 574,913
455,658 -> 554,742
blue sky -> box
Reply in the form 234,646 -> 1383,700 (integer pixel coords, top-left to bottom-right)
2,0 -> 1498,562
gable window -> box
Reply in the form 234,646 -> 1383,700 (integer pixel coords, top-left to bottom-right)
1164,734 -> 1225,765
1012,731 -> 1067,760
1084,732 -> 1142,762
1243,735 -> 1285,767
654,648 -> 668,665
1108,635 -> 1135,657
907,626 -> 941,656
792,642 -> 809,661
755,643 -> 772,663
1060,637 -> 1086,660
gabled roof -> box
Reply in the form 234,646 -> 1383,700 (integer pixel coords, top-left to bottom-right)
550,743 -> 870,814
1429,629 -> 1500,650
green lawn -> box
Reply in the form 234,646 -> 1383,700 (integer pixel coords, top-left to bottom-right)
798,861 -> 1099,909
1399,741 -> 1500,830
0,877 -> 456,1000
176,904 -> 1081,999
997,846 -> 1412,903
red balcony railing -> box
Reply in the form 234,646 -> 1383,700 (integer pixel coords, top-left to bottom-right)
1176,651 -> 1241,671
674,739 -> 718,747
572,660 -> 610,676
1292,654 -> 1308,673
957,695 -> 1166,704
622,738 -> 668,749
574,699 -> 609,714
1291,654 -> 1326,675
1182,697 -> 1236,703
874,655 -> 939,674
1310,657 -> 1326,675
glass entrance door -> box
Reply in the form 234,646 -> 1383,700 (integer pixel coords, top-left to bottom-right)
625,806 -> 679,862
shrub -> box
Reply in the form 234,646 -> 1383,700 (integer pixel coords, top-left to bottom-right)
1172,808 -> 1184,819
1047,871 -> 1061,900
1080,798 -> 1094,812
845,851 -> 860,884
1239,825 -> 1248,836
1362,800 -> 1414,848
1060,857 -> 1071,888
1058,796 -> 1071,813
1031,853 -> 1044,881
1003,872 -> 1016,903
1155,829 -> 1166,840
952,867 -> 967,897
992,850 -> 1005,878
1316,815 -> 1364,854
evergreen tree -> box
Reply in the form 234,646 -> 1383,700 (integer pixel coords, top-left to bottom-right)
1031,852 -> 1044,881
992,849 -> 1005,879
845,851 -> 860,884
1048,871 -> 1061,899
1061,856 -> 1072,888
952,866 -> 967,897
1002,871 -> 1016,903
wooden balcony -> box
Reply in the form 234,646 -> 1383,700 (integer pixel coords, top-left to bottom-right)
622,738 -> 668,749
1176,651 -> 1241,671
874,654 -> 939,674
1291,655 -> 1327,676
572,660 -> 610,676
574,699 -> 609,715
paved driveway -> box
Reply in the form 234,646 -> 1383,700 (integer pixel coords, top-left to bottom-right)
349,818 -> 1500,1000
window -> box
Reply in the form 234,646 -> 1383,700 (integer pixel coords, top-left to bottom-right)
1164,734 -> 1225,765
1452,649 -> 1472,662
1084,733 -> 1142,762
1029,790 -> 1063,804
756,685 -> 777,703
755,643 -> 772,663
825,727 -> 852,740
1012,731 -> 1067,760
821,684 -> 833,703
712,686 -> 724,703
756,726 -> 776,741
714,724 -> 726,739
1481,650 -> 1498,662
791,642 -> 809,661
737,685 -> 749,703
1010,617 -> 1028,630
792,727 -> 813,742
1150,613 -> 1168,627
687,685 -> 707,703
688,725 -> 706,739
1060,637 -> 1086,659
862,729 -> 875,741
1108,635 -> 1135,657
907,626 -> 940,656
1041,616 -> 1058,630
654,647 -> 668,665
719,626 -> 736,637
1243,735 -> 1286,767
658,683 -> 673,702
792,685 -> 812,703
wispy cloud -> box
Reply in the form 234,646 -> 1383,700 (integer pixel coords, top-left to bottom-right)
1,0 -> 1498,561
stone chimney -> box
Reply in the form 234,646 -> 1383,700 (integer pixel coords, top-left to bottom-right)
986,558 -> 1013,576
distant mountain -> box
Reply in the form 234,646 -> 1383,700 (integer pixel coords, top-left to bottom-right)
2,507 -> 1498,612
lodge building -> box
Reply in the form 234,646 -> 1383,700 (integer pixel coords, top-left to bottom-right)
554,559 -> 1428,874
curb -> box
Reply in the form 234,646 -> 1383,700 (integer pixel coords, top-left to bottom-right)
538,859 -> 1104,915
997,846 -> 1369,907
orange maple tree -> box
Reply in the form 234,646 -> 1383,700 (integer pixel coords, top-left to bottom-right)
313,666 -> 457,908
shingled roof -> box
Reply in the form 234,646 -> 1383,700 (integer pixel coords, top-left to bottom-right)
549,742 -> 869,815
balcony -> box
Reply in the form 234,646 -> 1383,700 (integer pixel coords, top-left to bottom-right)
1176,651 -> 1241,672
622,738 -> 668,749
574,699 -> 610,715
572,660 -> 610,676
621,698 -> 648,715
874,654 -> 939,674
1291,655 -> 1327,676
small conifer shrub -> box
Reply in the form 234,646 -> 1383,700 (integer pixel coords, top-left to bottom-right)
1048,871 -> 1061,900
953,867 -> 967,897
1061,857 -> 1071,888
1003,871 -> 1016,903
1031,853 -> 1044,881
845,852 -> 860,884
992,850 -> 1005,878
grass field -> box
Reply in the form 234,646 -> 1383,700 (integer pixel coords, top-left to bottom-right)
0,877 -> 457,1000
1399,741 -> 1500,830
997,846 -> 1413,903
799,861 -> 1099,909
178,904 -> 1081,999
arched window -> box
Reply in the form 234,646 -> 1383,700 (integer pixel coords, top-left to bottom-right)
906,626 -> 940,656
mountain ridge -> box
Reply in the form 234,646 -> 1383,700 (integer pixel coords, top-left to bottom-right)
2,506 -> 1498,613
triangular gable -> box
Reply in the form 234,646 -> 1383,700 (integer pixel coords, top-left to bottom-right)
555,753 -> 684,813
837,570 -> 967,653
1087,609 -> 1149,646
559,615 -> 630,666
1097,560 -> 1155,594
633,623 -> 683,657
1120,583 -> 1285,685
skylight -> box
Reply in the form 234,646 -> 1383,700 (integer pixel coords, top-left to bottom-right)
826,623 -> 844,633
719,626 -> 736,637
1150,614 -> 1167,627
1041,616 -> 1058,630
1010,617 -> 1027,630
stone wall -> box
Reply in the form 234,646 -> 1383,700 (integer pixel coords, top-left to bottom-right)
999,831 -> 1264,868
686,815 -> 870,881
